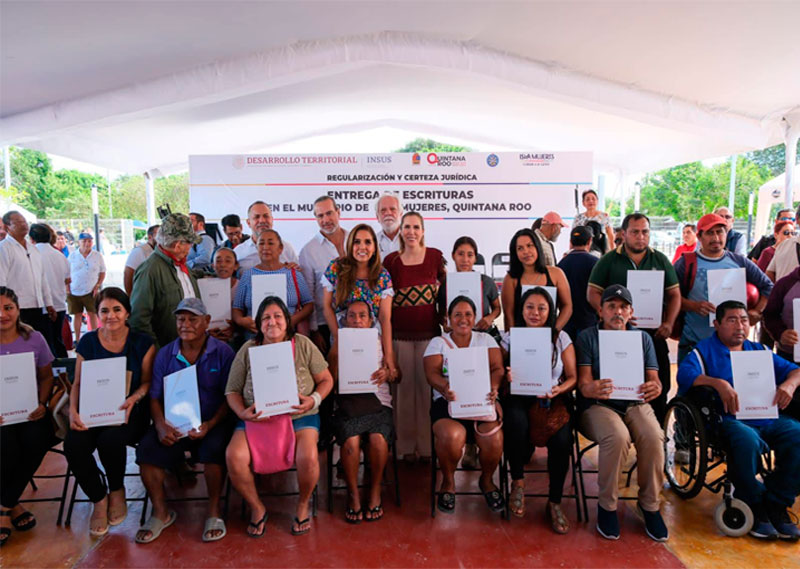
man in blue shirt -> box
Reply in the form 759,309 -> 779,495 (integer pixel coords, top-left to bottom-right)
557,225 -> 598,341
186,212 -> 216,271
135,298 -> 235,544
677,300 -> 800,541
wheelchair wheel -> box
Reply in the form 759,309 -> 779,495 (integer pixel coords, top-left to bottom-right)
714,498 -> 753,537
663,397 -> 707,499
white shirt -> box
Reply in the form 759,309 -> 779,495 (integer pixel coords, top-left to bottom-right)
0,236 -> 53,309
766,236 -> 800,281
234,236 -> 298,272
35,243 -> 70,312
298,229 -> 349,329
378,229 -> 401,259
69,249 -> 106,296
423,331 -> 499,401
125,242 -> 154,271
175,267 -> 196,299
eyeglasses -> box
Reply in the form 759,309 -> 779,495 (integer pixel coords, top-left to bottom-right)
779,216 -> 796,221
721,215 -> 734,219
782,230 -> 796,236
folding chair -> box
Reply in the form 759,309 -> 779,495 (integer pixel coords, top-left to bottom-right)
326,434 -> 401,513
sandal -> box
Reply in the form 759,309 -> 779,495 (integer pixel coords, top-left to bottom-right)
0,510 -> 12,547
437,492 -> 456,514
546,501 -> 570,534
202,517 -> 227,542
247,511 -> 268,538
480,485 -> 505,513
291,517 -> 311,536
108,500 -> 127,527
11,510 -> 36,531
509,485 -> 526,518
345,507 -> 362,524
135,510 -> 177,544
89,504 -> 109,538
365,503 -> 383,522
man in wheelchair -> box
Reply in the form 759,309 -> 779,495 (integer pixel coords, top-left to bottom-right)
676,300 -> 800,541
576,284 -> 667,542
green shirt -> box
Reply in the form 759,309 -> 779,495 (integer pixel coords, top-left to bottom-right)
588,245 -> 679,295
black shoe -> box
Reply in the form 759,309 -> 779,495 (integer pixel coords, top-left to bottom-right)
596,506 -> 620,540
638,503 -> 668,542
749,503 -> 779,540
766,501 -> 800,541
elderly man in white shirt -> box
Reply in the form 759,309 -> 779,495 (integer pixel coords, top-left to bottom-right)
124,224 -> 159,295
234,201 -> 298,271
375,193 -> 403,258
299,196 -> 349,355
67,232 -> 106,343
0,211 -> 56,340
29,223 -> 71,357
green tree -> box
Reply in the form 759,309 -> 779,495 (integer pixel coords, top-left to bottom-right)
395,138 -> 472,153
744,140 -> 800,178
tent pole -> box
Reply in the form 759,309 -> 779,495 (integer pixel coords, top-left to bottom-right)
784,111 -> 800,210
597,175 -> 606,212
728,155 -> 737,213
3,146 -> 9,190
145,171 -> 156,225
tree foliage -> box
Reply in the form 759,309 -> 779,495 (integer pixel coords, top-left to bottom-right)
0,147 -> 189,220
744,140 -> 800,178
395,138 -> 472,153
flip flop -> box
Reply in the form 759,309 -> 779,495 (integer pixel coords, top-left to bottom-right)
89,510 -> 110,538
509,485 -> 526,518
135,510 -> 177,544
365,504 -> 383,522
247,511 -> 268,538
202,517 -> 227,542
481,487 -> 505,513
291,517 -> 311,536
11,510 -> 36,531
345,508 -> 362,524
0,510 -> 12,547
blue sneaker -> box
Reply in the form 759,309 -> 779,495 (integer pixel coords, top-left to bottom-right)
597,506 -> 620,540
749,504 -> 779,540
639,504 -> 669,542
766,502 -> 800,542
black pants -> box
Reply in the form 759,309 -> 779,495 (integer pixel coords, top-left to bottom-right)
51,311 -> 68,358
503,395 -> 572,503
63,412 -> 149,503
0,417 -> 55,507
645,330 -> 671,424
19,307 -> 57,355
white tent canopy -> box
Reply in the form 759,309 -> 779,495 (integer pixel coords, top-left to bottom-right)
2,1 -> 799,181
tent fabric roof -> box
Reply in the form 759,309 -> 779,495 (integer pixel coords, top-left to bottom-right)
2,1 -> 799,176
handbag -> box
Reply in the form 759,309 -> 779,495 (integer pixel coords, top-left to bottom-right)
245,415 -> 297,474
290,268 -> 311,336
528,395 -> 570,447
440,334 -> 503,436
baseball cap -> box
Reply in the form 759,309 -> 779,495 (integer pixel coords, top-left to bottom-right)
601,284 -> 633,306
570,225 -> 592,246
78,232 -> 93,240
542,211 -> 569,227
696,214 -> 727,233
173,297 -> 208,316
160,213 -> 203,245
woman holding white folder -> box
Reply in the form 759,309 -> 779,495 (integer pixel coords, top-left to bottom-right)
500,287 -> 577,532
232,230 -> 313,335
502,228 -> 572,333
225,296 -> 333,537
0,286 -> 56,546
423,296 -> 505,515
321,223 -> 396,377
64,287 -> 156,537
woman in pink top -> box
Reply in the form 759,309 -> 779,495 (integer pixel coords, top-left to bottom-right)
757,221 -> 795,272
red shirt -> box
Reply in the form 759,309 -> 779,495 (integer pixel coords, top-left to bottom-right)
672,242 -> 697,264
384,248 -> 445,341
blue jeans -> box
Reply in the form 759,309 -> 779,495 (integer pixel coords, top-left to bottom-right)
719,416 -> 800,508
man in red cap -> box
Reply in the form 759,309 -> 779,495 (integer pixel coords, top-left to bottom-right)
533,211 -> 568,266
673,213 -> 773,363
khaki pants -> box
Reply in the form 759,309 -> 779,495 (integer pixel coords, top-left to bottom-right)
580,403 -> 665,511
393,339 -> 432,457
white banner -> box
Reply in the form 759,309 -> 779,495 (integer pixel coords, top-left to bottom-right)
190,152 -> 592,267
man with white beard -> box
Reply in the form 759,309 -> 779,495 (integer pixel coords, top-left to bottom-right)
375,193 -> 403,258
299,196 -> 348,355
